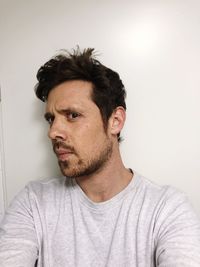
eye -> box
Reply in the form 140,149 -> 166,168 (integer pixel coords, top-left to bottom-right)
47,117 -> 53,125
45,114 -> 54,125
67,112 -> 80,120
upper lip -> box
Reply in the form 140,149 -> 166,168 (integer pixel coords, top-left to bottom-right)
55,149 -> 73,156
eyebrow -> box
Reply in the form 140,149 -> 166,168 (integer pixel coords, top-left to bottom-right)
44,108 -> 82,120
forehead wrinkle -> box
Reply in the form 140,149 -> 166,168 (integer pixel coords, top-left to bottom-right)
46,97 -> 96,117
56,101 -> 89,114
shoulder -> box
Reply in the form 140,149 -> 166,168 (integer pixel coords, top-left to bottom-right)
26,176 -> 71,201
8,176 -> 71,208
135,172 -> 188,204
28,176 -> 67,192
135,173 -> 200,251
133,172 -> 200,224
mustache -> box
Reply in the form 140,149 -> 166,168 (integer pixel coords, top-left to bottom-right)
53,141 -> 76,154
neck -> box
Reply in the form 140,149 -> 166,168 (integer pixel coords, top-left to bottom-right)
75,147 -> 133,203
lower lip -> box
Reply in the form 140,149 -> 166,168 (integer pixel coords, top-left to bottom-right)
57,153 -> 73,161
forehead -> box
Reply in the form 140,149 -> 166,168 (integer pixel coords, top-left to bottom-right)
46,80 -> 95,111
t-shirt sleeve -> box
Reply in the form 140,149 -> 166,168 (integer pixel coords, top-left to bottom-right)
0,186 -> 38,267
155,188 -> 200,267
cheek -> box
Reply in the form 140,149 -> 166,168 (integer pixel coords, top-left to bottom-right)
74,123 -> 106,149
79,122 -> 103,138
71,124 -> 92,148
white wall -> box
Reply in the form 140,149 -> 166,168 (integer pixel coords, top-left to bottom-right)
0,0 -> 200,215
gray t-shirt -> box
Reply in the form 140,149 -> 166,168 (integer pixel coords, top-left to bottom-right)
0,172 -> 200,266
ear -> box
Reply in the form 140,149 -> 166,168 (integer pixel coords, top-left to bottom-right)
109,106 -> 126,137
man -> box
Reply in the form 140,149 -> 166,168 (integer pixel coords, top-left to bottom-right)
0,48 -> 200,266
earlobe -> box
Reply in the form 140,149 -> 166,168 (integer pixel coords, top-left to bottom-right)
110,107 -> 126,136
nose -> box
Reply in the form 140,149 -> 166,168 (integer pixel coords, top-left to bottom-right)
48,118 -> 67,141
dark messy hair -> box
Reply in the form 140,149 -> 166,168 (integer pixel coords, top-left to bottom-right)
35,47 -> 126,142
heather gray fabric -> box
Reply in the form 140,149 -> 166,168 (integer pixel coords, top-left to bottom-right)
0,172 -> 200,267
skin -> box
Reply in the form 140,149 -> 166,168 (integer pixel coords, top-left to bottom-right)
45,80 -> 133,202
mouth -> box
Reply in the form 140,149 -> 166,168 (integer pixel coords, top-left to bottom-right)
55,149 -> 74,161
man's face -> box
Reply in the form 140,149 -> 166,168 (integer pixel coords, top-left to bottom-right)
45,80 -> 113,178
